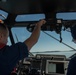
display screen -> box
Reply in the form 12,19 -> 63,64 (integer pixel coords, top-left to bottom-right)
48,63 -> 56,73
46,60 -> 65,74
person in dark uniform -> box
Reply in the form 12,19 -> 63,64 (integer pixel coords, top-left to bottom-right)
67,24 -> 76,75
0,19 -> 46,75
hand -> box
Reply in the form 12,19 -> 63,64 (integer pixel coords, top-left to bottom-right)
36,19 -> 46,27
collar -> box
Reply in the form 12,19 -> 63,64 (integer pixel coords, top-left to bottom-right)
0,44 -> 6,49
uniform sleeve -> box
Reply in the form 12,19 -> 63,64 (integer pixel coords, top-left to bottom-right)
5,42 -> 29,60
15,42 -> 29,59
67,56 -> 76,75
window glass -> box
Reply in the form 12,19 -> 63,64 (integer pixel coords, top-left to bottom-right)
11,27 -> 76,53
11,12 -> 76,57
56,12 -> 76,20
0,10 -> 8,20
7,37 -> 12,46
16,14 -> 45,21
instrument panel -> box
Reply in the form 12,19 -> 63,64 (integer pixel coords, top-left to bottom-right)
16,54 -> 69,75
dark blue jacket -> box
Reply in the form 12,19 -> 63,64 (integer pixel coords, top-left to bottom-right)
67,56 -> 76,75
0,42 -> 28,75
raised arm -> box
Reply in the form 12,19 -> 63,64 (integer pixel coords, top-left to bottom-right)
24,20 -> 46,51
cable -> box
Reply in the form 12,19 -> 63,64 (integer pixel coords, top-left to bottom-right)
42,31 -> 76,51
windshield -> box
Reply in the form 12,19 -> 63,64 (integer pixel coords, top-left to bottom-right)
11,27 -> 76,52
11,27 -> 76,58
11,12 -> 76,53
0,9 -> 76,58
11,13 -> 76,58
